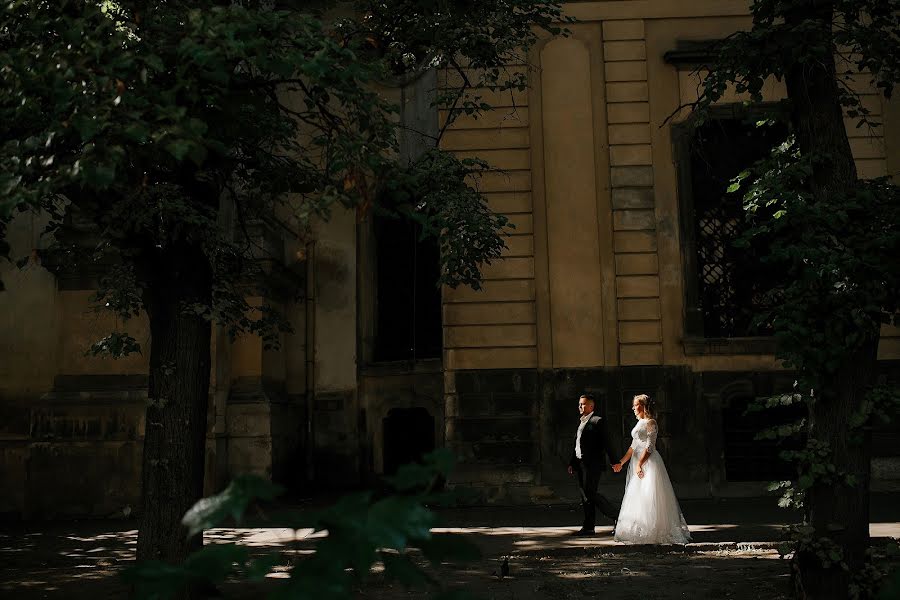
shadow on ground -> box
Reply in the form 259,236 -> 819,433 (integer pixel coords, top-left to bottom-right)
2,495 -> 897,599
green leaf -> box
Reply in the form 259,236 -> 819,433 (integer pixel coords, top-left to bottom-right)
246,554 -> 281,580
87,332 -> 142,359
876,569 -> 900,600
380,552 -> 433,588
777,541 -> 795,556
184,543 -> 250,582
122,544 -> 250,598
181,475 -> 283,537
86,163 -> 117,188
145,54 -> 165,72
72,114 -> 101,141
417,533 -> 482,565
165,140 -> 193,162
367,496 -> 436,550
124,123 -> 150,142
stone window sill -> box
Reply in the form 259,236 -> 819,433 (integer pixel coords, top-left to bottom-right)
361,358 -> 443,377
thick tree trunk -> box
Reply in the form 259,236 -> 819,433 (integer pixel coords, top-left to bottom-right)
136,243 -> 213,574
783,2 -> 875,598
798,340 -> 877,598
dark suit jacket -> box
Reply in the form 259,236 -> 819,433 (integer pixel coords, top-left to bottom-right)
569,414 -> 618,473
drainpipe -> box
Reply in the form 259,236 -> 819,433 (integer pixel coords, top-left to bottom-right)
304,241 -> 317,485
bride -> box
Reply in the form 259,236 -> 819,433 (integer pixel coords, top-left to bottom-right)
612,394 -> 692,544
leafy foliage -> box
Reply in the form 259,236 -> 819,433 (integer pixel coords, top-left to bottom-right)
182,476 -> 284,538
124,449 -> 481,600
0,0 -> 568,569
0,0 -> 566,348
685,0 -> 900,596
733,137 -> 900,378
683,0 -> 900,130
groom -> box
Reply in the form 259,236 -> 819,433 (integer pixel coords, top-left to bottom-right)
567,393 -> 619,536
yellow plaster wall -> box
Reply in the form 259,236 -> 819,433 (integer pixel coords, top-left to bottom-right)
0,211 -> 59,394
539,34 -> 614,368
311,208 -> 358,391
229,297 -> 266,379
441,1 -> 900,370
439,58 -> 538,371
54,290 -> 150,375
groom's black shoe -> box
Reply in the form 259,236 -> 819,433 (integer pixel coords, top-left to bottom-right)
570,528 -> 595,537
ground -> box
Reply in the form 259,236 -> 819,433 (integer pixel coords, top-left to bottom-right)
2,497 -> 898,599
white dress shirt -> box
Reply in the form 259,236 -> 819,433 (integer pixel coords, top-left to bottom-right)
575,411 -> 593,459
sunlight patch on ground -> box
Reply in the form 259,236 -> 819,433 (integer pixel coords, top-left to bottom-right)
203,527 -> 324,547
870,523 -> 898,536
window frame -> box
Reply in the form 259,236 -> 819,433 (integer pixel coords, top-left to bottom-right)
672,103 -> 783,356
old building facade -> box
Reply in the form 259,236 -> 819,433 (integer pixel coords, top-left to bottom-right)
2,1 -> 899,517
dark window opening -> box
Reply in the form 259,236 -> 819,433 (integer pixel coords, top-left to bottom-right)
382,407 -> 435,476
676,110 -> 789,338
373,214 -> 442,362
722,396 -> 805,481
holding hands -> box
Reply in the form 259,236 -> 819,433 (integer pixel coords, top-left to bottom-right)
610,461 -> 643,477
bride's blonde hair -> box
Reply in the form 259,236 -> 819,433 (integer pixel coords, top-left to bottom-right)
633,394 -> 656,419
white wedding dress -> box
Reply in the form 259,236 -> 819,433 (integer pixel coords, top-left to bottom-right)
614,418 -> 692,544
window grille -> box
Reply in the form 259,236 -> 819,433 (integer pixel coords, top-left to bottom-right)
675,109 -> 788,338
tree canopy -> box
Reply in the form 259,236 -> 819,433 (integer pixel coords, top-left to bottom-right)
0,0 -> 567,339
0,0 -> 570,570
688,1 -> 900,597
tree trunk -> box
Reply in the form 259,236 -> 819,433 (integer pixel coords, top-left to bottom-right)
783,2 -> 875,597
798,340 -> 877,599
136,242 -> 213,575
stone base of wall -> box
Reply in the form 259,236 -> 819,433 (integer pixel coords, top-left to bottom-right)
358,360 -> 444,484
226,377 -> 307,493
3,364 -> 897,517
0,375 -> 147,519
446,363 -> 900,504
0,375 -> 309,519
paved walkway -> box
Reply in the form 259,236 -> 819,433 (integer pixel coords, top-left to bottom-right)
1,496 -> 898,598
435,496 -> 899,556
197,495 -> 900,557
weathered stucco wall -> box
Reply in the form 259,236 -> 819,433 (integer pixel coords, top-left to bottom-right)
309,208 -> 360,485
438,1 -> 900,498
0,211 -> 59,395
3,0 -> 900,517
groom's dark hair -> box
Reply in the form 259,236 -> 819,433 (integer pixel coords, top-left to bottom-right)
580,393 -> 595,403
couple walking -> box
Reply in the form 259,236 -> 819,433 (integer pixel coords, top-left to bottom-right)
567,393 -> 692,544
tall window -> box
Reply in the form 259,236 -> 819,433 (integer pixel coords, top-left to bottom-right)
372,215 -> 442,362
674,107 -> 788,338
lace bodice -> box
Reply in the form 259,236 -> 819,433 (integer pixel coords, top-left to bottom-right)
629,418 -> 658,455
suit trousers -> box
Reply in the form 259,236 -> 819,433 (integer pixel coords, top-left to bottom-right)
574,459 -> 618,529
